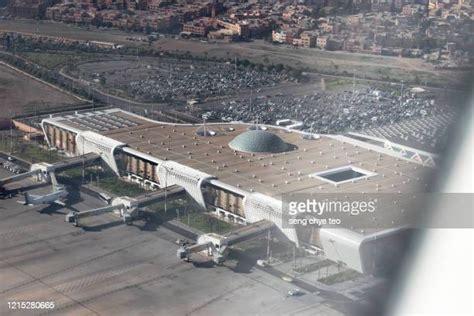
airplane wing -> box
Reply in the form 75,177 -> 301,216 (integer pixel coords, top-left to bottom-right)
53,200 -> 66,206
17,199 -> 65,206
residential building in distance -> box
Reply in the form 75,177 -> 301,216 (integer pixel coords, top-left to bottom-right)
8,0 -> 53,18
8,0 -> 473,61
317,36 -> 328,49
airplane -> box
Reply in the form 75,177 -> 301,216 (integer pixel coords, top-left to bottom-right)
0,187 -> 16,200
19,172 -> 67,206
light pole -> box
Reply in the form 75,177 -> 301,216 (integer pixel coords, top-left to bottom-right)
266,230 -> 271,261
82,136 -> 85,184
163,165 -> 168,216
399,81 -> 404,109
9,110 -> 13,154
352,68 -> 356,101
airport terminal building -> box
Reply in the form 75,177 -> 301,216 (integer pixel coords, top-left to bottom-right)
41,108 -> 434,274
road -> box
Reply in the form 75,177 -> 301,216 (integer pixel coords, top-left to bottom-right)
59,66 -> 171,113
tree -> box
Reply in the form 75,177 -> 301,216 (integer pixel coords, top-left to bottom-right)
274,63 -> 284,72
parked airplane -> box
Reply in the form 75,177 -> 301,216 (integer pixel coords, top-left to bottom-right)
19,172 -> 67,206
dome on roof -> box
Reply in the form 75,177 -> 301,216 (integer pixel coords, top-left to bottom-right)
229,130 -> 289,153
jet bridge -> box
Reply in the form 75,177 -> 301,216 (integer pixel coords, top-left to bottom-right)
177,220 -> 275,264
0,169 -> 42,187
66,185 -> 185,226
66,204 -> 122,226
47,153 -> 101,173
0,153 -> 101,189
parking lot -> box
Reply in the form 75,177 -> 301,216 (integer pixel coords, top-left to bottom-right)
202,85 -> 455,137
74,58 -> 292,103
64,56 -> 457,153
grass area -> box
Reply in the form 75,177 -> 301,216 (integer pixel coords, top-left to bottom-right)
318,269 -> 361,285
235,236 -> 267,251
325,79 -> 352,90
293,259 -> 334,274
147,197 -> 235,234
177,211 -> 234,235
20,51 -> 109,69
147,197 -> 188,214
97,176 -> 147,197
0,138 -> 61,163
61,166 -> 147,197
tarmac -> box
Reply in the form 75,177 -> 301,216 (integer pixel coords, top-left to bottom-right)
0,168 -> 347,315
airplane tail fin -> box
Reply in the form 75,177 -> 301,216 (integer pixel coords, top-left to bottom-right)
17,192 -> 35,205
24,192 -> 31,205
49,172 -> 62,192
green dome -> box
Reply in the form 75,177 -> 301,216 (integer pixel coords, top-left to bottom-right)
229,130 -> 289,153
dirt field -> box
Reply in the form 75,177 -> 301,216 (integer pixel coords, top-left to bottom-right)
0,63 -> 81,118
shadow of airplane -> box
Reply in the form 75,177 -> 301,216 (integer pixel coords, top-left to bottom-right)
191,260 -> 216,269
65,187 -> 84,205
80,220 -> 124,232
38,203 -> 67,215
227,259 -> 254,274
226,252 -> 256,274
134,213 -> 163,232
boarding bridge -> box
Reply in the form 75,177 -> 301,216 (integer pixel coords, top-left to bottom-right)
47,153 -> 101,173
0,153 -> 101,189
0,169 -> 43,187
66,185 -> 185,226
67,204 -> 119,226
177,220 -> 275,264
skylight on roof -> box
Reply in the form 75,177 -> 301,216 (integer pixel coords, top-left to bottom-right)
310,165 -> 376,185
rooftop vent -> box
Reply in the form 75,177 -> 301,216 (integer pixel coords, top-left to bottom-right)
247,125 -> 268,131
195,127 -> 216,137
302,133 -> 320,140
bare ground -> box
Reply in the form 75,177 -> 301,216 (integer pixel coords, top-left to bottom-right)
0,63 -> 80,118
